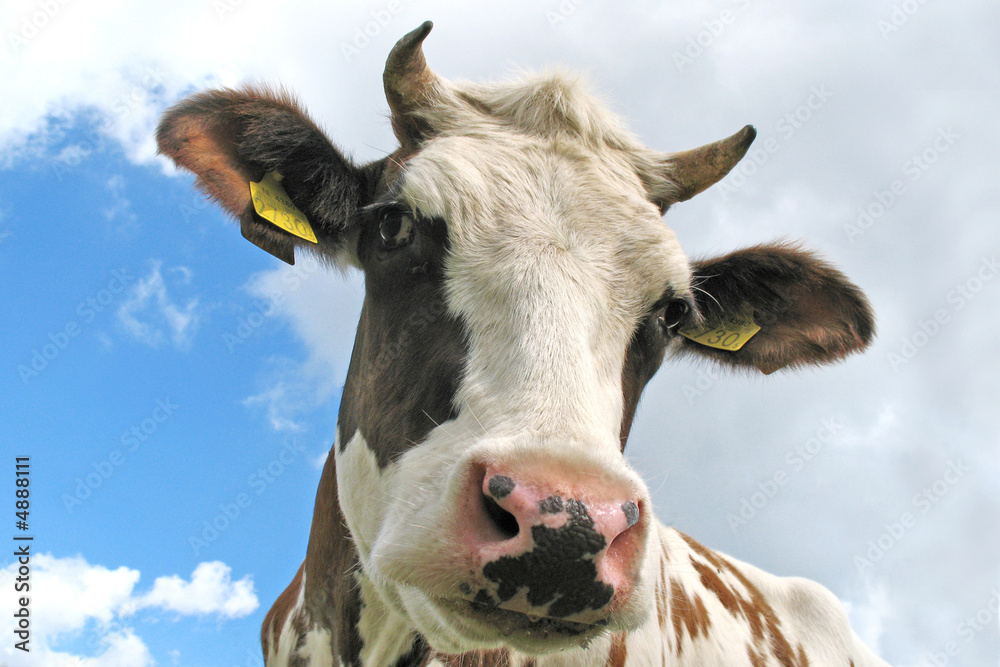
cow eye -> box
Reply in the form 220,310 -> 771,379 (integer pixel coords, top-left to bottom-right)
378,212 -> 415,251
658,299 -> 689,333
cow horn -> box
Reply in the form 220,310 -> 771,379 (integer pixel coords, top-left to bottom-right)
384,21 -> 440,146
664,125 -> 757,203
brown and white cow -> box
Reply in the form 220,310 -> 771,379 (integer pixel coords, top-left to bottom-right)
157,22 -> 886,667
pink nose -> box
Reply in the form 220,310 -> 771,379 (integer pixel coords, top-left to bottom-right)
460,465 -> 645,621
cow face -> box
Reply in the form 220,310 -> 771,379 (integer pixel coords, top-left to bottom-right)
157,22 -> 874,656
337,130 -> 690,652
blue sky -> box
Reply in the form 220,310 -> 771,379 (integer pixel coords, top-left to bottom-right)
3,127 -> 336,664
2,1 -> 998,665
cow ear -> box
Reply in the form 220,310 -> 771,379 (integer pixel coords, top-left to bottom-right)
681,243 -> 875,374
156,84 -> 379,265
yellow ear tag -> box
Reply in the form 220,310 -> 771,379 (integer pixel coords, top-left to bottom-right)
249,172 -> 318,244
679,307 -> 761,351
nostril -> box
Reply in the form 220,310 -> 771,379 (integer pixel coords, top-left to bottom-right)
607,500 -> 642,564
482,493 -> 519,540
622,501 -> 639,528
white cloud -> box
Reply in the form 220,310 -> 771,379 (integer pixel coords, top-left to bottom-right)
63,630 -> 154,667
0,0 -> 407,169
243,380 -> 307,432
9,553 -> 140,635
237,256 -> 364,433
843,579 -> 893,658
0,554 -> 257,666
117,260 -> 201,349
131,560 -> 258,619
839,402 -> 900,449
0,204 -> 10,244
312,449 -> 330,470
103,174 -> 137,227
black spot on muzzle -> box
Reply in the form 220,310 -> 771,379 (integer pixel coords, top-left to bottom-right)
475,498 -> 614,618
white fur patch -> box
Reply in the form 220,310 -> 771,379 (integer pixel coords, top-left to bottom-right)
296,626 -> 335,666
335,429 -> 392,564
357,576 -> 418,665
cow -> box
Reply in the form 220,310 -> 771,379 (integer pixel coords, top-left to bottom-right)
157,21 -> 886,667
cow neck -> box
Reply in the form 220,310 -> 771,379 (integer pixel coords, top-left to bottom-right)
303,447 -> 435,665
301,448 -> 367,662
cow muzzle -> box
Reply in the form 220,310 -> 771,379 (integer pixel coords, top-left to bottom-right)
455,459 -> 648,629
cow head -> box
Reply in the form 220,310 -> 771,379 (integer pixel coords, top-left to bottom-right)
157,22 -> 873,656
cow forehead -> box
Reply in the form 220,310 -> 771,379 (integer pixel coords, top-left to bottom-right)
398,132 -> 692,316
394,132 -> 691,438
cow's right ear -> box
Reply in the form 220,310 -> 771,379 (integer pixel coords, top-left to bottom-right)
157,85 -> 380,265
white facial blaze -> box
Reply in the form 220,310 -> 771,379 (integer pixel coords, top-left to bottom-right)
401,133 -> 690,443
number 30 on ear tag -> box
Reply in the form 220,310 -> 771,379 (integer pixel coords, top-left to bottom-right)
679,308 -> 761,351
249,172 -> 318,244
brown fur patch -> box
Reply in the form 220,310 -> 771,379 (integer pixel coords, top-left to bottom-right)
298,451 -> 365,663
656,550 -> 670,635
748,643 -> 767,667
161,116 -> 254,215
337,218 -> 468,468
606,632 -> 628,667
261,561 -> 304,660
669,579 -> 712,654
682,533 -> 807,666
619,300 -> 670,450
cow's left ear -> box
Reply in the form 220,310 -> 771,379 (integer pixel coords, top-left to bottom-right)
681,242 -> 875,374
